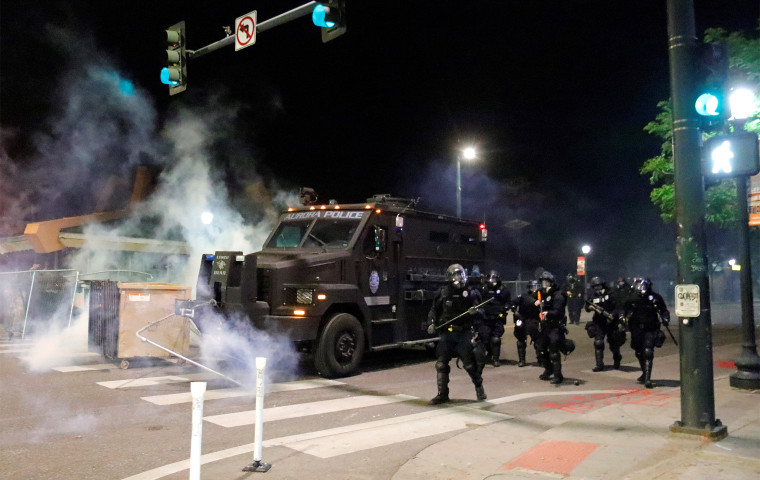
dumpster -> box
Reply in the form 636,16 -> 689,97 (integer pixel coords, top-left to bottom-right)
116,282 -> 192,367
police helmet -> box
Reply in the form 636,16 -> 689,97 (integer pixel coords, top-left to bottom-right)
539,271 -> 556,286
590,276 -> 606,290
528,280 -> 539,292
638,278 -> 653,294
566,273 -> 575,282
616,277 -> 630,290
447,264 -> 467,289
487,270 -> 502,289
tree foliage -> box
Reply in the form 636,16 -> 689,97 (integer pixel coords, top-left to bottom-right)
641,22 -> 760,228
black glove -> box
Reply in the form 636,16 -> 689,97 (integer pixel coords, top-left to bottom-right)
427,323 -> 436,335
661,318 -> 670,327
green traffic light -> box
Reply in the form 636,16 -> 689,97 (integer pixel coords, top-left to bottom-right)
695,93 -> 720,116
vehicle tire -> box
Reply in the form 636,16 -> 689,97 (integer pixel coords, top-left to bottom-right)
314,313 -> 365,378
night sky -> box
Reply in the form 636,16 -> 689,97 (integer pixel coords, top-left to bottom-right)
1,1 -> 758,283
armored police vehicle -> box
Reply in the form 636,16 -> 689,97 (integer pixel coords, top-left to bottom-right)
180,194 -> 486,378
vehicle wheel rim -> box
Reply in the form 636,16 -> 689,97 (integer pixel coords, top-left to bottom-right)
335,331 -> 356,364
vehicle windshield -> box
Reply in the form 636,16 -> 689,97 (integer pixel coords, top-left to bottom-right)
265,211 -> 365,249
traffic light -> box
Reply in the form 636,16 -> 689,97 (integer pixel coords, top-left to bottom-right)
312,0 -> 346,43
701,131 -> 760,178
160,21 -> 187,95
693,42 -> 729,130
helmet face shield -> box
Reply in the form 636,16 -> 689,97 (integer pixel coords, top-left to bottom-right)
638,278 -> 652,294
488,270 -> 501,289
447,264 -> 467,288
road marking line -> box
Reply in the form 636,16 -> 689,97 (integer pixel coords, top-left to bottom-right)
20,351 -> 99,360
53,363 -> 118,372
204,393 -> 416,427
141,378 -> 344,405
120,389 -> 625,480
96,373 -> 211,389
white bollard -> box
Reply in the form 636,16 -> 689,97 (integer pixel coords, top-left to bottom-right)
242,356 -> 271,472
189,381 -> 206,480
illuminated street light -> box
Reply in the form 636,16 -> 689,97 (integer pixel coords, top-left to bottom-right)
456,146 -> 477,218
201,211 -> 214,225
581,245 -> 591,293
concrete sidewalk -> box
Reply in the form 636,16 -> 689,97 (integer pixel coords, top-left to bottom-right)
393,374 -> 760,480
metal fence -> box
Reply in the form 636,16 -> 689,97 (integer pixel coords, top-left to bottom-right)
0,269 -> 79,338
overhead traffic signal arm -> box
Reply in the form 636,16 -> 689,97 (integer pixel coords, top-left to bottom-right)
161,2 -> 348,95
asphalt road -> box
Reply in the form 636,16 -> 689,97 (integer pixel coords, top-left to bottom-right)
0,311 -> 746,480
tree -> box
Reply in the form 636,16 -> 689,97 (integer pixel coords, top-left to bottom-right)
641,22 -> 760,228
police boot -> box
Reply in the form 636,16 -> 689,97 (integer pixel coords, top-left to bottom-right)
490,338 -> 502,367
636,355 -> 646,384
429,371 -> 450,405
592,348 -> 605,372
517,341 -> 527,367
612,348 -> 622,370
644,360 -> 654,389
538,352 -> 552,381
549,351 -> 564,384
475,383 -> 487,401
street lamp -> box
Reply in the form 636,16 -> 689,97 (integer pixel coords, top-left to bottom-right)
581,245 -> 591,294
456,146 -> 477,218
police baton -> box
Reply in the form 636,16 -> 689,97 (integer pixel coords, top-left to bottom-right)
663,322 -> 678,346
435,297 -> 495,331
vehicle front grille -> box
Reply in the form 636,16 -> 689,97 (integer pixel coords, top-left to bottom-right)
257,268 -> 271,303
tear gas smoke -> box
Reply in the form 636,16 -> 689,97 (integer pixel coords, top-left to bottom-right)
1,26 -> 301,384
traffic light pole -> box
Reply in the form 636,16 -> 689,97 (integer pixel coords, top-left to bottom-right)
666,0 -> 727,440
188,2 -> 318,60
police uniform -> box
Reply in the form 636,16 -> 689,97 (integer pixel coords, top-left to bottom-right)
427,265 -> 487,404
563,274 -> 584,325
473,271 -> 510,371
584,278 -> 626,371
625,279 -> 670,388
511,283 -> 541,367
534,272 -> 569,384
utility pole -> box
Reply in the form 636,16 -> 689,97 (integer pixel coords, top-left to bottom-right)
666,0 -> 727,440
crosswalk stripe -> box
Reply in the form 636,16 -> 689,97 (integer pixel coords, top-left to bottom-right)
141,378 -> 343,405
96,373 -> 212,389
20,351 -> 99,360
53,363 -> 119,372
0,347 -> 34,354
120,389 -> 624,480
265,404 -> 511,458
204,393 -> 416,428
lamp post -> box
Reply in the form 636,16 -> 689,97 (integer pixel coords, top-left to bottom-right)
726,88 -> 760,390
581,245 -> 591,295
456,146 -> 477,219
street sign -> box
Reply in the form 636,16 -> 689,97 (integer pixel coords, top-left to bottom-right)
675,284 -> 700,318
576,256 -> 586,276
235,11 -> 257,51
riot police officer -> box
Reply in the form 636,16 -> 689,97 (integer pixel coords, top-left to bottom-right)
473,270 -> 511,371
584,277 -> 626,371
563,274 -> 584,325
626,278 -> 670,388
426,264 -> 487,404
511,280 -> 541,367
534,271 -> 568,384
